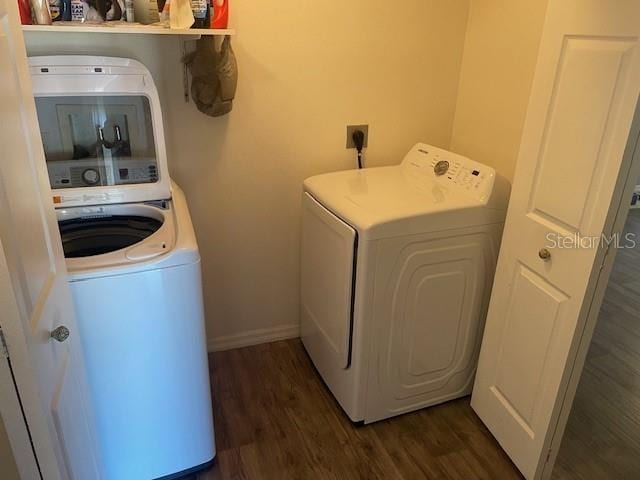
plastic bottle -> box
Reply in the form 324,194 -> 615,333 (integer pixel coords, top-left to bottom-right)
125,0 -> 135,21
18,0 -> 32,24
210,0 -> 227,29
30,0 -> 52,24
48,0 -> 61,21
191,0 -> 208,28
60,0 -> 71,20
159,0 -> 170,24
70,0 -> 84,21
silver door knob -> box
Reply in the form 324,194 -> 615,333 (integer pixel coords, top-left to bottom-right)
50,326 -> 70,343
539,248 -> 552,261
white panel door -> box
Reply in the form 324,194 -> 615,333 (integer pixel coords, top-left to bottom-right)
0,0 -> 102,478
471,1 -> 640,479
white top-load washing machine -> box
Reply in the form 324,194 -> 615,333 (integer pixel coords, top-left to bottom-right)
29,56 -> 215,479
301,144 -> 510,423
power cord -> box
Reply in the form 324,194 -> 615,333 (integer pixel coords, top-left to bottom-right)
352,130 -> 365,169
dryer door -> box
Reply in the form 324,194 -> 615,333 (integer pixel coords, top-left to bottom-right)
301,193 -> 356,369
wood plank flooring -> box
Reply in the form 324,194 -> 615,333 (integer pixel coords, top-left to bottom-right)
190,339 -> 522,480
552,209 -> 640,479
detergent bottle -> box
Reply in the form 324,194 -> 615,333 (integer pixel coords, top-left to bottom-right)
18,0 -> 32,23
210,0 -> 228,29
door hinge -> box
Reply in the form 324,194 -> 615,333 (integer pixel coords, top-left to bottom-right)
545,448 -> 553,464
0,328 -> 9,359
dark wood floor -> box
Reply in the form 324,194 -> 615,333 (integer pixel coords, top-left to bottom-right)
553,209 -> 640,479
191,339 -> 522,480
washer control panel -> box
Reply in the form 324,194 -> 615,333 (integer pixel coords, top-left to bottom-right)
47,159 -> 159,189
402,144 -> 496,201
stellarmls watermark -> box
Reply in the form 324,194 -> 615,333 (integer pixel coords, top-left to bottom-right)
545,232 -> 638,249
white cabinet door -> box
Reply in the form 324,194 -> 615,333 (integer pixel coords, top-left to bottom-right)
471,1 -> 640,479
0,0 -> 102,478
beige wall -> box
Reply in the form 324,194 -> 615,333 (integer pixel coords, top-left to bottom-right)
25,1 -> 471,344
0,415 -> 20,480
450,0 -> 549,181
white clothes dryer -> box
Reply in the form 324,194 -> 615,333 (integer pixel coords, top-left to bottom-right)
30,56 -> 215,480
301,144 -> 511,423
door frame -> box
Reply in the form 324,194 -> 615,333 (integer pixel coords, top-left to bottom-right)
539,98 -> 640,479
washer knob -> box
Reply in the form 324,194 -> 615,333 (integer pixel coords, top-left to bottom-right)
82,168 -> 100,186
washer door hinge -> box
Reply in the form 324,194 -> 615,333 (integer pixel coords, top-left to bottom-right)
0,328 -> 9,359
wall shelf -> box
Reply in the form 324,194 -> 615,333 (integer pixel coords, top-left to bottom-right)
22,23 -> 235,36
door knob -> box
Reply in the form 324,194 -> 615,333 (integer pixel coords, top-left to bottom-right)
50,326 -> 70,343
538,248 -> 552,261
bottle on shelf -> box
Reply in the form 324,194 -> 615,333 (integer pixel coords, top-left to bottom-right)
18,0 -> 32,24
60,0 -> 71,20
47,0 -> 59,20
190,0 -> 209,28
70,0 -> 84,21
29,0 -> 52,24
210,0 -> 227,29
125,0 -> 134,22
159,0 -> 170,23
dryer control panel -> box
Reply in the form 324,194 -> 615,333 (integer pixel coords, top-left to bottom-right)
401,143 -> 497,202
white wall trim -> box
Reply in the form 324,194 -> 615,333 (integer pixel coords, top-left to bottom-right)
207,324 -> 300,352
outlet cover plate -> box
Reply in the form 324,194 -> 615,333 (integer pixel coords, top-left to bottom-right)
346,125 -> 369,149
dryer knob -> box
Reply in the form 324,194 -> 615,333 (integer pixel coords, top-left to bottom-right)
434,161 -> 450,176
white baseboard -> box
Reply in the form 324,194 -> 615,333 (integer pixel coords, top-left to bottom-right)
207,324 -> 300,352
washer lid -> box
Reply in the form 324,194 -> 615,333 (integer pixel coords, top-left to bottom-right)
304,144 -> 510,239
60,184 -> 200,280
58,200 -> 192,280
29,56 -> 171,207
